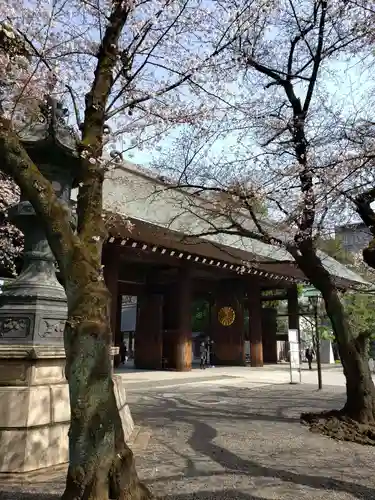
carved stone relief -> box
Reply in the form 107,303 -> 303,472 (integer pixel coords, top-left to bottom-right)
38,319 -> 65,339
122,295 -> 137,305
0,318 -> 30,338
0,361 -> 28,385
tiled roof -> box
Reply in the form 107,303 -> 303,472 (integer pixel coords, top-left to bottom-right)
73,162 -> 369,287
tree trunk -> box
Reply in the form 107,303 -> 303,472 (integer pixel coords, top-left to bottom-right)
294,244 -> 375,424
61,277 -> 151,500
323,290 -> 375,424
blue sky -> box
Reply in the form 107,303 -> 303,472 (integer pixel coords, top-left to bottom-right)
126,55 -> 373,170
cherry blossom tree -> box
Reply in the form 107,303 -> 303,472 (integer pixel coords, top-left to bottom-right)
153,0 -> 375,440
0,1 -> 243,498
0,172 -> 22,276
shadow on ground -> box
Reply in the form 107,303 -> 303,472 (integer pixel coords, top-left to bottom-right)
163,490 -> 269,500
130,384 -> 375,499
0,490 -> 266,500
0,494 -> 59,500
1,385 -> 374,500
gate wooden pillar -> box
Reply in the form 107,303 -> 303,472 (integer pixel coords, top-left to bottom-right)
103,246 -> 122,364
164,266 -> 192,371
248,282 -> 263,367
176,266 -> 193,371
287,285 -> 300,340
211,282 -> 245,366
262,307 -> 278,363
135,292 -> 163,370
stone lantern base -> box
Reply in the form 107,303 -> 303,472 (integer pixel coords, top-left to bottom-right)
0,345 -> 133,474
0,97 -> 134,475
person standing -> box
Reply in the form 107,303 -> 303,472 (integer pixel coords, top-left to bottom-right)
200,342 -> 207,369
305,346 -> 314,370
120,342 -> 128,365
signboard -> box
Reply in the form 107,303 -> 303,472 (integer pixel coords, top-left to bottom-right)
301,287 -> 321,299
0,278 -> 13,294
288,329 -> 301,384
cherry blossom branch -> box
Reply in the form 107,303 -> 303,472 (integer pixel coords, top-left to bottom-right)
10,25 -> 82,125
77,0 -> 132,258
105,74 -> 191,119
106,0 -> 185,112
161,180 -> 286,249
106,18 -> 243,120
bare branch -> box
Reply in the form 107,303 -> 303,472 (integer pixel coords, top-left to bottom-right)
303,1 -> 327,114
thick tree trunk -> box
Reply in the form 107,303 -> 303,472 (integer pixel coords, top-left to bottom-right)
294,244 -> 375,424
323,288 -> 375,423
61,278 -> 151,500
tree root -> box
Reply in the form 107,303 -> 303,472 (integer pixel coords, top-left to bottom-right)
111,477 -> 153,500
301,409 -> 375,446
117,483 -> 153,500
109,447 -> 153,500
61,452 -> 153,500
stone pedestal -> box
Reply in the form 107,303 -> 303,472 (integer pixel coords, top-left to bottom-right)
0,345 -> 69,473
0,345 -> 133,474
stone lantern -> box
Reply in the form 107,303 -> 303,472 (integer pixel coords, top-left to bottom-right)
0,97 -> 134,476
0,97 -> 78,473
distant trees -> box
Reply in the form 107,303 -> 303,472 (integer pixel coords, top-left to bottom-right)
319,237 -> 375,347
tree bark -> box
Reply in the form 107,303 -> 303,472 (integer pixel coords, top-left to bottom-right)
61,274 -> 151,500
293,244 -> 375,424
323,290 -> 375,424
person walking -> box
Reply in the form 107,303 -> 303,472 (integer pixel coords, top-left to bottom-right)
120,342 -> 128,365
305,346 -> 314,370
200,341 -> 207,369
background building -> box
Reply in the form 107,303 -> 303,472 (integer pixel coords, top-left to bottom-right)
335,222 -> 372,254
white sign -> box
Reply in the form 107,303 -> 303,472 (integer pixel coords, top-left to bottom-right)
288,329 -> 298,343
288,329 -> 301,384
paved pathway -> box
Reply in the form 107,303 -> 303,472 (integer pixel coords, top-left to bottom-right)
117,362 -> 360,390
2,365 -> 375,500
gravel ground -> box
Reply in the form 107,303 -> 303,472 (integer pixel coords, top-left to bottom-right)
1,380 -> 375,500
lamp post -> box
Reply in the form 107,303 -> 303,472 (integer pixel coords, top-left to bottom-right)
303,287 -> 322,390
